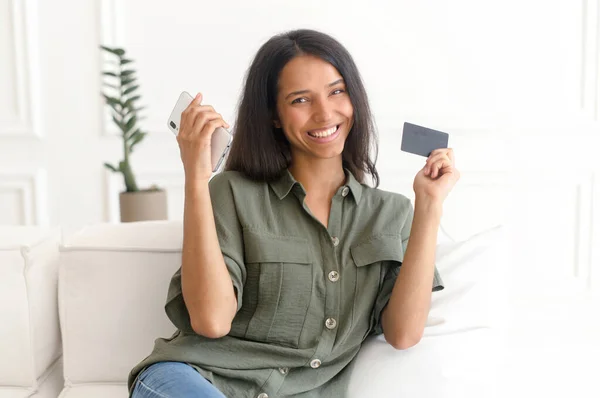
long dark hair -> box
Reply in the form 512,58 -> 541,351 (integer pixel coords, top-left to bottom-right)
225,29 -> 379,187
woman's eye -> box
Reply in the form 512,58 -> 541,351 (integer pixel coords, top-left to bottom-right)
332,89 -> 345,95
291,97 -> 307,104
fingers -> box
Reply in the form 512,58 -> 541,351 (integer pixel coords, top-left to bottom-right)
426,158 -> 452,178
180,105 -> 215,136
424,154 -> 448,176
200,118 -> 230,138
427,148 -> 454,162
446,148 -> 455,164
179,92 -> 230,139
425,148 -> 454,178
190,109 -> 224,134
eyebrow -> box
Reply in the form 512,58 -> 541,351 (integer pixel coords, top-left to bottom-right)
284,78 -> 345,100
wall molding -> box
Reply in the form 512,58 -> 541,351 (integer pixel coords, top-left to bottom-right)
592,172 -> 599,292
573,173 -> 595,290
98,0 -> 164,136
0,0 -> 41,138
99,0 -> 123,137
100,0 -> 123,46
0,169 -> 48,226
581,0 -> 600,120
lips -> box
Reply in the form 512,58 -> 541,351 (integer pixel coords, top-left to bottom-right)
307,124 -> 339,138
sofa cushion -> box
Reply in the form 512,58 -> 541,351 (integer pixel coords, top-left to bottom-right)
0,226 -> 62,391
0,357 -> 64,398
58,221 -> 182,384
348,225 -> 508,398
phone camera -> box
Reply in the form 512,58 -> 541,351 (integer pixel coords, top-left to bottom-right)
170,121 -> 177,129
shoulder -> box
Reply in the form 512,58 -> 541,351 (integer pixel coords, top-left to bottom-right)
210,170 -> 250,187
209,171 -> 265,195
208,171 -> 273,214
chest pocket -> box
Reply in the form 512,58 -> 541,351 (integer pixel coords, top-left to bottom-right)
349,235 -> 404,336
350,235 -> 404,267
231,229 -> 313,348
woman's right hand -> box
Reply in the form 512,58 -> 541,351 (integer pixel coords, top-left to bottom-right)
177,92 -> 230,183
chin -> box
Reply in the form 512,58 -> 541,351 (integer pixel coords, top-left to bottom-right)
314,144 -> 346,160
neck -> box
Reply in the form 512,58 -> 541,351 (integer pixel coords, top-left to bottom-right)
288,154 -> 346,199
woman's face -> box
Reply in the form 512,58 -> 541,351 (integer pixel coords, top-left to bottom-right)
275,55 -> 354,162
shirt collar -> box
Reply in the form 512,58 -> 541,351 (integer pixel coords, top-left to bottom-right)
344,168 -> 363,204
269,168 -> 363,204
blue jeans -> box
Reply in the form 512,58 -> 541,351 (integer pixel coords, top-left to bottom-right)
132,361 -> 227,398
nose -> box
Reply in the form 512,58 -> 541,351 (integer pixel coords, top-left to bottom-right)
312,97 -> 333,124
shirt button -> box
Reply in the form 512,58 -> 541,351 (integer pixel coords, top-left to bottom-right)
328,271 -> 339,282
279,367 -> 289,375
331,236 -> 339,246
325,318 -> 337,329
310,359 -> 322,369
257,394 -> 269,398
341,186 -> 350,197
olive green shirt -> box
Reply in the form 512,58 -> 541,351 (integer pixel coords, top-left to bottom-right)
128,168 -> 444,398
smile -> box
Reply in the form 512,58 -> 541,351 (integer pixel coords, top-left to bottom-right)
307,124 -> 340,138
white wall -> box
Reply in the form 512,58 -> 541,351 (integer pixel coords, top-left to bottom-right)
1,0 -> 599,396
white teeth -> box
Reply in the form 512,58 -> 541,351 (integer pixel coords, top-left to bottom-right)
309,125 -> 338,138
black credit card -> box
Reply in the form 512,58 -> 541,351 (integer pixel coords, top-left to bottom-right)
401,122 -> 449,157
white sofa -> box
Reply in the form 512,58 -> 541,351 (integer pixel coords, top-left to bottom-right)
0,221 -> 507,398
0,227 -> 64,398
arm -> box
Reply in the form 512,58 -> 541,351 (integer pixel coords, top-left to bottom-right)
181,179 -> 238,339
381,196 -> 442,349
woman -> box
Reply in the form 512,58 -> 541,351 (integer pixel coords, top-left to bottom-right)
128,29 -> 459,398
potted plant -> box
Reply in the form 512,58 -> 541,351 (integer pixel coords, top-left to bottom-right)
100,45 -> 167,222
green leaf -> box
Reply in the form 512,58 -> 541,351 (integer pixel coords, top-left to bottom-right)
124,95 -> 141,107
129,132 -> 147,151
100,45 -> 125,56
120,58 -> 134,65
112,115 -> 125,132
103,162 -> 118,172
123,85 -> 139,95
125,115 -> 137,131
102,71 -> 118,78
106,101 -> 122,115
104,99 -> 121,113
124,106 -> 146,118
102,94 -> 122,107
121,69 -> 136,76
126,127 -> 141,140
121,74 -> 136,84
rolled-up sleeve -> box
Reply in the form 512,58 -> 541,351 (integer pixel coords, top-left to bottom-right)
164,173 -> 246,332
370,199 -> 444,336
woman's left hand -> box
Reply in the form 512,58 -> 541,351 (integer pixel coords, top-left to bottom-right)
413,148 -> 460,203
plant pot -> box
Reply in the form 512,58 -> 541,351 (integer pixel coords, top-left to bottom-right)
119,189 -> 168,222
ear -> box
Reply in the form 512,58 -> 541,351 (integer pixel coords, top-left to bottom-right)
273,120 -> 281,128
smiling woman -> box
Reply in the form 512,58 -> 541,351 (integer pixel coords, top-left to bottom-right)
275,56 -> 352,160
226,29 -> 379,186
127,28 -> 452,398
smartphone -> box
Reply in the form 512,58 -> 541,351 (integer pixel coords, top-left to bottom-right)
167,91 -> 233,172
